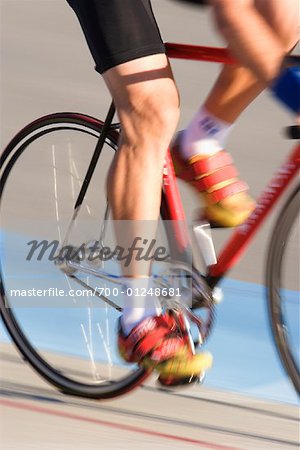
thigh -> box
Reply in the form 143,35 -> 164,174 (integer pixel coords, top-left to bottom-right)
103,54 -> 178,108
66,0 -> 165,74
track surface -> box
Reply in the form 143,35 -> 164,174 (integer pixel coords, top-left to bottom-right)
1,1 -> 299,449
1,343 -> 299,450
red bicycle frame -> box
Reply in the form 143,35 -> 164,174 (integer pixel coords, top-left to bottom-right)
162,42 -> 300,286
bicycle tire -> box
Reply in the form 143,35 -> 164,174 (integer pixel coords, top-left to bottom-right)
0,112 -> 149,399
266,183 -> 300,395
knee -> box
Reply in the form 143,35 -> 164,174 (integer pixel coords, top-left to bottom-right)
255,0 -> 299,51
118,84 -> 180,151
273,10 -> 299,51
142,92 -> 180,144
281,27 -> 299,53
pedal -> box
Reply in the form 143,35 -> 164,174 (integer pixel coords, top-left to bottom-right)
193,221 -> 217,267
197,210 -> 234,229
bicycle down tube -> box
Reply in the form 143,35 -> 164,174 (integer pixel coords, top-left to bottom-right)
162,140 -> 300,286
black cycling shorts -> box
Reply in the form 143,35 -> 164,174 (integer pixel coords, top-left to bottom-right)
66,0 -> 165,74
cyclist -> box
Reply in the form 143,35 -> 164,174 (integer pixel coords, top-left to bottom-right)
65,0 -> 299,385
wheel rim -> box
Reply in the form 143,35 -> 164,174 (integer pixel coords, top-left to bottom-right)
267,187 -> 300,394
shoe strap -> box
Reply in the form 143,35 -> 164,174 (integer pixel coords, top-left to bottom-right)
193,164 -> 238,191
183,151 -> 233,182
205,180 -> 249,204
174,149 -> 249,203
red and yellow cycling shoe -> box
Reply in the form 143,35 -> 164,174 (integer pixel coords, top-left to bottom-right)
118,312 -> 212,383
171,132 -> 255,228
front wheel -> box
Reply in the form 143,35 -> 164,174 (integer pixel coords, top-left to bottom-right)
266,183 -> 300,395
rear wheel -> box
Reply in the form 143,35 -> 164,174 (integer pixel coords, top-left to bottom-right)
0,113 -> 149,399
0,112 -> 215,398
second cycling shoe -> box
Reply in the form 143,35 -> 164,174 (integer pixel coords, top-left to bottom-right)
171,131 -> 255,228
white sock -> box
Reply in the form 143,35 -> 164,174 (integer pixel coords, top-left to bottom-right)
121,277 -> 162,335
181,106 -> 234,160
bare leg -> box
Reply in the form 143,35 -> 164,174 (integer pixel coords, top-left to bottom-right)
206,0 -> 299,122
204,65 -> 264,124
104,55 -> 179,223
103,54 -> 179,331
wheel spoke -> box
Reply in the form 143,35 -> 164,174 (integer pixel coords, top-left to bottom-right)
0,115 -> 146,399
